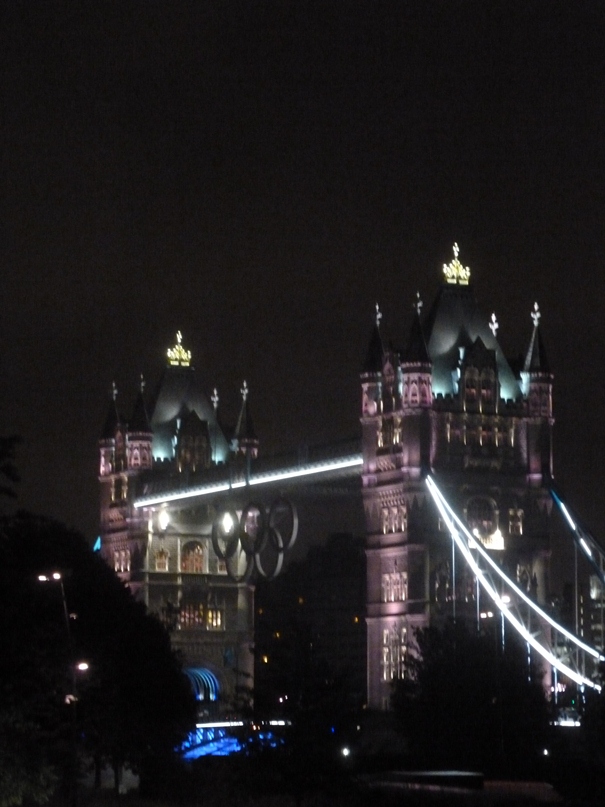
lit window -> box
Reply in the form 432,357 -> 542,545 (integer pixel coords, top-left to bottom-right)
409,382 -> 419,406
382,624 -> 407,681
393,418 -> 401,444
207,608 -> 224,630
155,548 -> 169,572
382,572 -> 407,603
122,549 -> 130,572
509,509 -> 523,536
179,603 -> 205,628
181,542 -> 204,574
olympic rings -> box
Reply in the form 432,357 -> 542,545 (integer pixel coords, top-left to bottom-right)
212,498 -> 297,580
226,543 -> 256,583
211,508 -> 240,559
239,502 -> 268,555
255,527 -> 284,580
268,497 -> 298,552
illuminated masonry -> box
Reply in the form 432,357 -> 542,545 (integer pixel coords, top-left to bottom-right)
361,246 -> 554,709
98,334 -> 259,711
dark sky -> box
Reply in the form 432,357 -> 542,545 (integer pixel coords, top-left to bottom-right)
2,1 -> 605,543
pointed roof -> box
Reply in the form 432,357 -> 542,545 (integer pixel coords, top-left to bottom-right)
100,383 -> 121,440
402,298 -> 430,365
234,381 -> 257,443
362,304 -> 384,374
464,336 -> 497,371
148,333 -> 230,462
129,379 -> 152,434
422,247 -> 521,400
523,303 -> 551,374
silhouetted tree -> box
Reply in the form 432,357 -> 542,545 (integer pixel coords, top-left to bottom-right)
0,513 -> 196,804
391,620 -> 550,776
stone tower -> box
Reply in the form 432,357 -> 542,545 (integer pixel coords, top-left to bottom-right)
362,246 -> 554,709
98,333 -> 256,713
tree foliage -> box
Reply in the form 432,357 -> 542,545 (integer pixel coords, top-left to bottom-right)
391,620 -> 550,776
0,512 -> 197,804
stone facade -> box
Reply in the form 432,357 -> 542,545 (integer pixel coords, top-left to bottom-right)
98,335 -> 256,714
362,248 -> 554,709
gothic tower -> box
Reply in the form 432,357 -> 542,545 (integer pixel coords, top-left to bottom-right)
362,246 -> 554,709
98,333 -> 256,713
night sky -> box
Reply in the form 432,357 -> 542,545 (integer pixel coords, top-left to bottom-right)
2,2 -> 605,546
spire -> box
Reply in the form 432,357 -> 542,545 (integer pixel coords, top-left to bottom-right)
100,382 -> 121,439
234,381 -> 259,457
129,375 -> 152,434
402,293 -> 430,364
523,302 -> 551,374
362,303 -> 384,374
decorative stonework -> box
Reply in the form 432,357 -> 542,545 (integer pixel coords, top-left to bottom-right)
443,243 -> 471,285
167,331 -> 192,367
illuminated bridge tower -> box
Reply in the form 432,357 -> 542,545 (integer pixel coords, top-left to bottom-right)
99,333 -> 255,712
362,246 -> 554,709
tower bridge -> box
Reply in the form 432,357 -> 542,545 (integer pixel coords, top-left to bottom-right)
98,245 -> 605,714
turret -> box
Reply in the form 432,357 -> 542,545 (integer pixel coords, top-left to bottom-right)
401,294 -> 432,410
127,376 -> 153,471
233,381 -> 259,459
400,294 -> 432,472
360,304 -> 385,469
521,302 -> 554,480
99,382 -> 124,478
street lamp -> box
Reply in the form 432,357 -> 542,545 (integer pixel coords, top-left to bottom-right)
38,571 -> 84,807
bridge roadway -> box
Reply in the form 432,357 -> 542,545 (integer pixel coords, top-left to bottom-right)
133,438 -> 363,510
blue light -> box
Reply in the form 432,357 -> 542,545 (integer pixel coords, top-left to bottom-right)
93,537 -> 101,551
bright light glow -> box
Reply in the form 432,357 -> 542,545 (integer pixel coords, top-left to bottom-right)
76,662 -> 89,672
429,477 -> 603,663
443,243 -> 471,285
167,331 -> 192,367
134,455 -> 363,508
221,512 -> 235,534
502,595 -> 510,604
580,537 -> 593,558
559,500 -> 576,531
426,476 -> 601,691
135,482 -> 231,508
52,572 -> 61,580
341,747 -> 351,757
158,509 -> 170,531
249,456 -> 363,487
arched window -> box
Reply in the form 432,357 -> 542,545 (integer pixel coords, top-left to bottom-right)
420,379 -> 430,406
409,381 -> 419,406
155,548 -> 169,572
181,541 -> 204,574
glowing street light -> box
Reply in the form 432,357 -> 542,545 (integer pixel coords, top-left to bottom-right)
38,570 -> 82,807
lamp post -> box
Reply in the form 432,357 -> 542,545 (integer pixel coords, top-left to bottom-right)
38,572 -> 86,807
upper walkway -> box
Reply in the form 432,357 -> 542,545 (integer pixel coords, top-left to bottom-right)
134,437 -> 362,509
